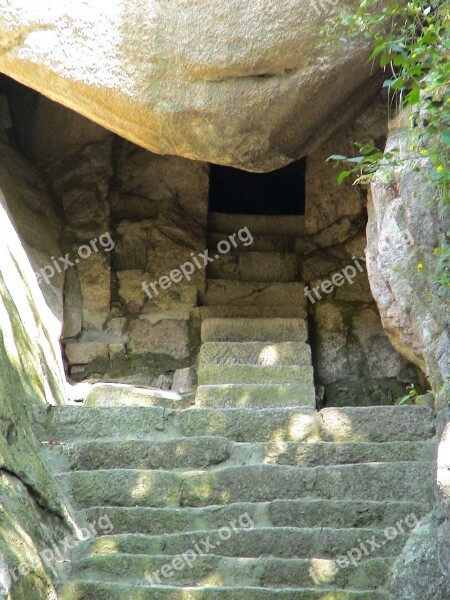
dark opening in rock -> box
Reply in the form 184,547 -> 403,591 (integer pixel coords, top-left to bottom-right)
209,158 -> 306,215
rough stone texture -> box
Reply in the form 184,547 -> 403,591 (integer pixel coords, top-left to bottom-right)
0,1 -> 387,171
65,342 -> 109,366
0,95 -> 64,323
0,167 -> 76,597
367,113 -> 449,405
199,342 -> 311,367
389,515 -> 450,600
208,252 -> 298,282
366,114 -> 449,599
58,583 -> 390,599
128,316 -> 191,360
198,364 -> 314,386
76,252 -> 112,331
85,383 -> 184,408
62,267 -> 83,339
5,86 -> 209,384
311,301 -> 418,407
171,367 -> 196,393
202,319 -> 308,343
195,384 -> 316,408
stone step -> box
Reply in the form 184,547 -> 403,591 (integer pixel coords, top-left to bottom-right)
79,499 -> 427,535
41,438 -> 432,473
33,406 -> 436,444
68,554 -> 394,590
177,406 -> 435,444
206,251 -> 298,282
84,383 -> 189,408
197,365 -> 314,386
55,462 -> 432,509
208,213 -> 306,237
198,342 -> 311,367
201,318 -> 308,343
70,527 -> 411,561
58,581 -> 389,600
40,437 -> 232,472
199,305 -> 307,319
208,231 -> 293,253
201,281 -> 306,308
195,384 -> 316,407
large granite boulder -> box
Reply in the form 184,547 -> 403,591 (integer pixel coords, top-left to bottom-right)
366,113 -> 449,598
0,0 -> 383,171
367,113 -> 450,406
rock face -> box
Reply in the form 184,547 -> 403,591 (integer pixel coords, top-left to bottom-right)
366,114 -> 449,599
367,114 -> 449,406
0,0 -> 384,171
0,101 -> 65,323
0,156 -> 75,596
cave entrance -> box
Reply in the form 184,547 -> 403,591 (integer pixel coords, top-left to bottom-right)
209,158 -> 306,216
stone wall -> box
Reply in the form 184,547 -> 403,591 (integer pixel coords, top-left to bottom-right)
5,83 -> 209,389
299,97 -> 422,407
2,79 -> 422,404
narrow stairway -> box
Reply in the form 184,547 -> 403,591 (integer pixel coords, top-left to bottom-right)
33,215 -> 436,599
198,213 -> 315,409
34,402 -> 435,600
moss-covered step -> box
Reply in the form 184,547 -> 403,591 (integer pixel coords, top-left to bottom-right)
54,461 -> 433,509
40,436 -> 232,472
194,384 -> 316,407
58,581 -> 389,600
68,554 -> 394,590
176,406 -> 435,443
77,499 -> 428,536
33,406 -> 436,444
197,365 -> 314,386
69,527 -> 410,561
40,437 -> 433,473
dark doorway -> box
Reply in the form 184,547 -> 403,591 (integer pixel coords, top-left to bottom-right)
209,158 -> 306,216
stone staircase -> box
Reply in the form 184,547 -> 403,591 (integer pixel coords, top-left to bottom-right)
32,216 -> 436,598
33,402 -> 435,599
198,213 -> 315,409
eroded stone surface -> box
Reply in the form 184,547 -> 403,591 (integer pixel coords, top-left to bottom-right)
0,0 -> 385,171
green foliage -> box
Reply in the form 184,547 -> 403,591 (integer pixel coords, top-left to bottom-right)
398,383 -> 420,405
328,0 -> 449,288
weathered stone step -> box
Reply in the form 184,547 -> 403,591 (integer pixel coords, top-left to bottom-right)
41,437 -> 232,472
33,406 -> 436,444
79,499 -> 427,535
195,384 -> 316,407
69,554 -> 394,589
83,383 -> 189,408
199,305 -> 306,320
70,527 -> 411,561
58,581 -> 389,600
208,231 -> 293,253
209,213 -> 306,237
177,406 -> 435,444
201,281 -> 306,308
206,251 -> 298,282
42,438 -> 432,472
197,365 -> 314,385
55,462 -> 432,508
199,342 -> 311,367
201,318 -> 308,343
